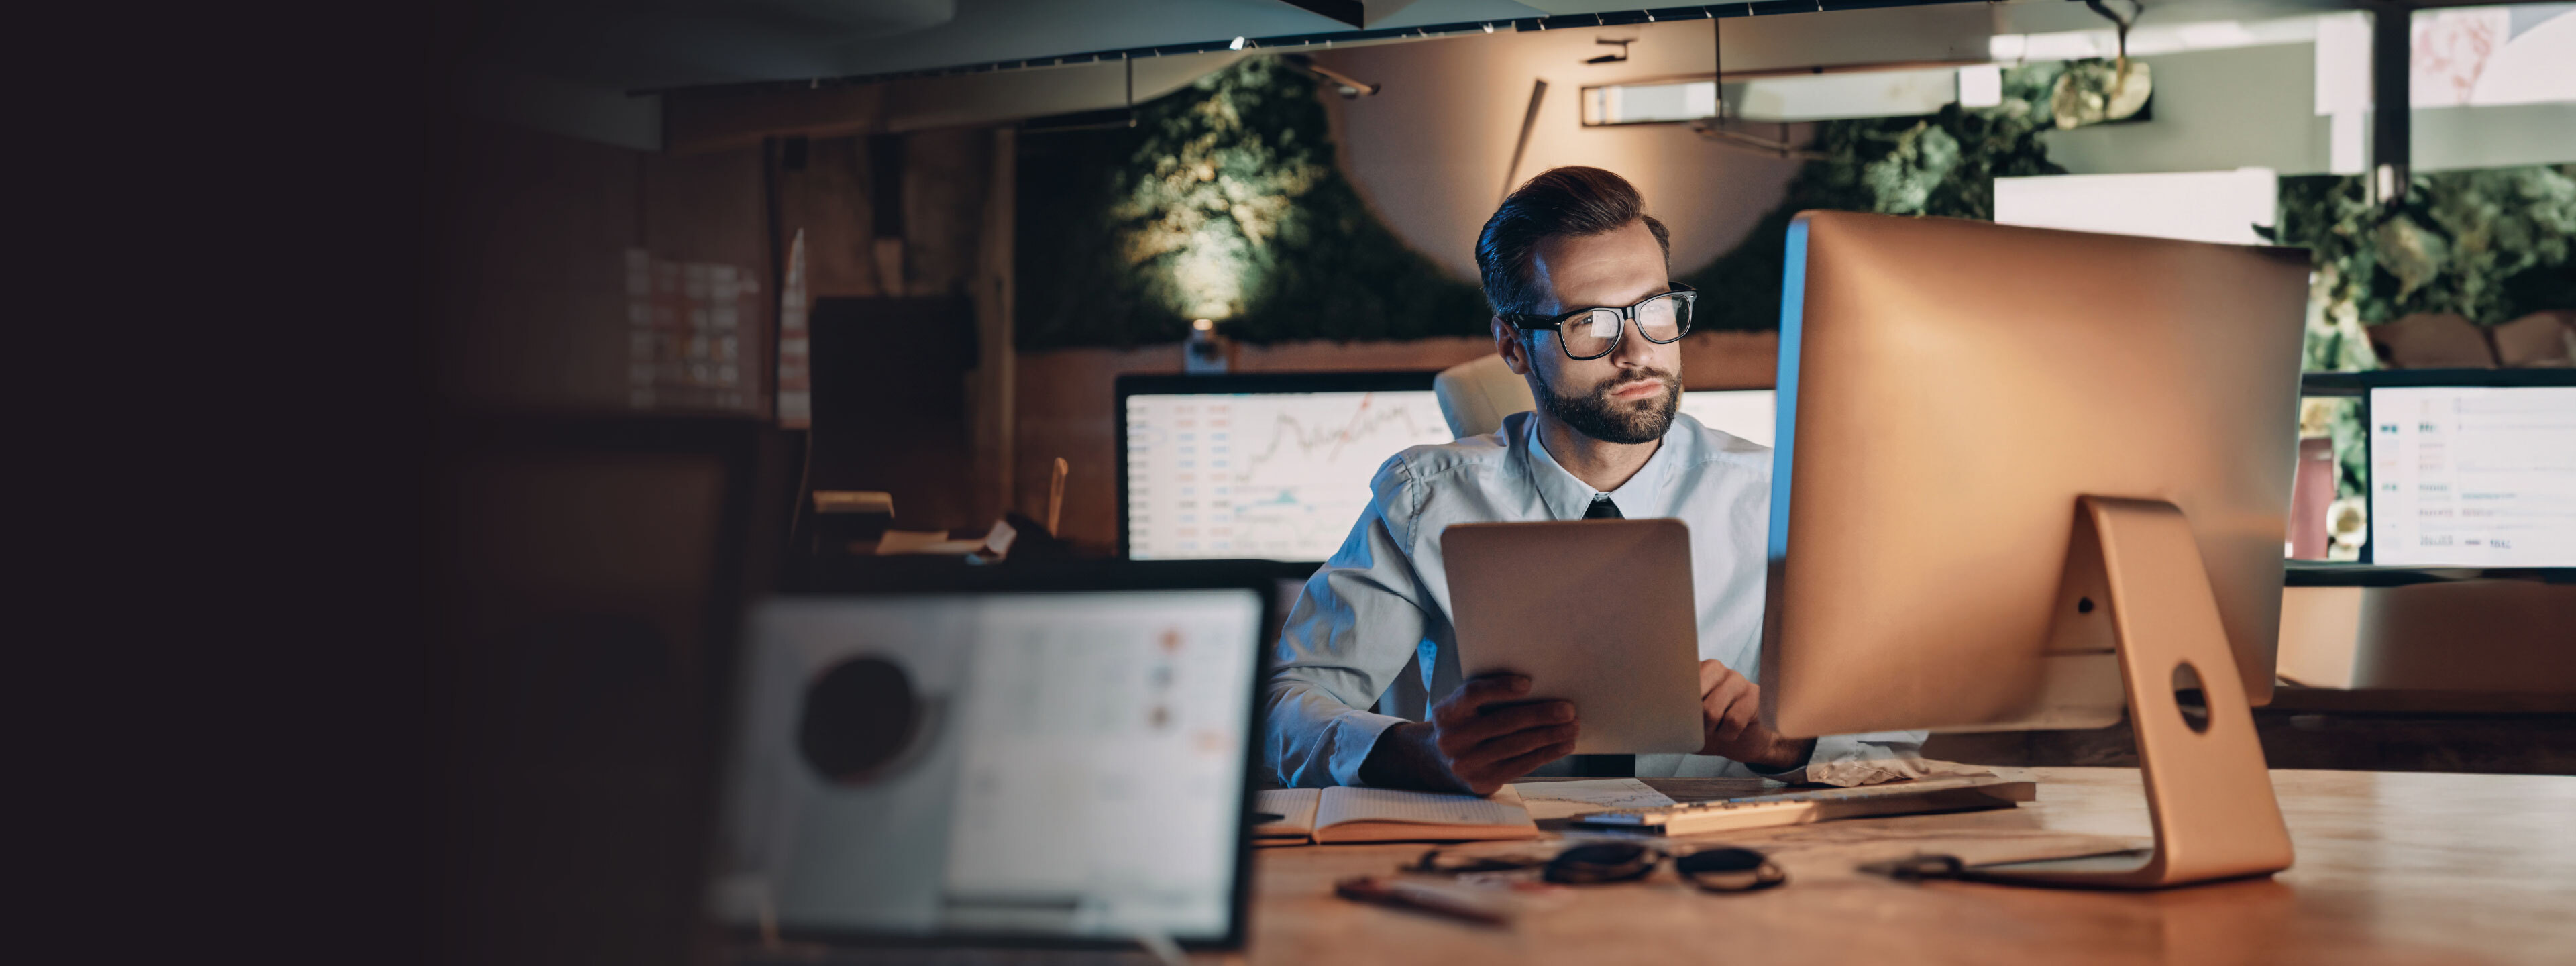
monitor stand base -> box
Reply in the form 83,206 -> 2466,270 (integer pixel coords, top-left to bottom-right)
1964,496 -> 2295,889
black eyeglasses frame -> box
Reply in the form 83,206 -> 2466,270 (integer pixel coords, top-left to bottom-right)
1497,282 -> 1698,361
1408,840 -> 1785,893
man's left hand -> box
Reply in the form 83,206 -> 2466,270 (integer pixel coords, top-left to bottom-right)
1697,661 -> 1814,771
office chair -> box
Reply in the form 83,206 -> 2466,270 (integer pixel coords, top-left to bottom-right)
1433,354 -> 1535,439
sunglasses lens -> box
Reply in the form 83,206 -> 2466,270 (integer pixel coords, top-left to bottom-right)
1544,842 -> 1656,884
1675,847 -> 1785,892
1675,847 -> 1764,873
1412,847 -> 1550,874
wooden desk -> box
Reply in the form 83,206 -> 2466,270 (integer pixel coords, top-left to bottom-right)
1248,768 -> 2576,965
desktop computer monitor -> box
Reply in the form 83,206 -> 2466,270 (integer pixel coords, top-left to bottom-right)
707,570 -> 1273,948
1762,211 -> 2311,887
1117,372 -> 1454,562
2363,373 -> 2576,567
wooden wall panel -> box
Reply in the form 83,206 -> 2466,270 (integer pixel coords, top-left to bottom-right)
428,115 -> 641,412
776,136 -> 882,298
429,114 -> 770,417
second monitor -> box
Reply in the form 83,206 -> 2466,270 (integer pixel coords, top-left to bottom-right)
1119,372 -> 1452,562
1118,373 -> 1781,563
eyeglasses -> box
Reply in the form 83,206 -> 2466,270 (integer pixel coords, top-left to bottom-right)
1410,840 -> 1785,893
1499,283 -> 1697,360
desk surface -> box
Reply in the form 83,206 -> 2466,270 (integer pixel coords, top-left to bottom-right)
1248,768 -> 2576,966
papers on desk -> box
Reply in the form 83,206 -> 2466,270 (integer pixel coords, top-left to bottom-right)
1254,786 -> 1542,845
874,529 -> 989,555
1805,756 -> 1995,788
871,520 -> 1019,558
1506,778 -> 1679,820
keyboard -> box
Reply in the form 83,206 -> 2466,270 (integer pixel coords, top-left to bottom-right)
1568,773 -> 2037,836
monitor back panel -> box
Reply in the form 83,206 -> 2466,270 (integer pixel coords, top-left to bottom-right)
1765,211 -> 2308,737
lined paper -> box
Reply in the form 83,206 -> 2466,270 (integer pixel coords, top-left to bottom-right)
1315,787 -> 1533,828
1508,778 -> 1679,820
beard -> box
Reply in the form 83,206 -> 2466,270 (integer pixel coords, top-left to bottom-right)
1535,366 -> 1682,445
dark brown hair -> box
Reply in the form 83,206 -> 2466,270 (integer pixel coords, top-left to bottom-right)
1474,166 -> 1671,317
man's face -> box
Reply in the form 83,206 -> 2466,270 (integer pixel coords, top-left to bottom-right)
1494,219 -> 1683,445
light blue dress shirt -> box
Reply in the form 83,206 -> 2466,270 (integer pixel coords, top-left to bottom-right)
1264,409 -> 1924,788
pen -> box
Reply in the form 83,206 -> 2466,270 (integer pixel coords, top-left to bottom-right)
1334,875 -> 1517,926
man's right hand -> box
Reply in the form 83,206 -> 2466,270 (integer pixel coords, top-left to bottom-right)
1357,674 -> 1579,795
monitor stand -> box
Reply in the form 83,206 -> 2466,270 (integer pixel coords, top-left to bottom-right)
1964,496 -> 2295,889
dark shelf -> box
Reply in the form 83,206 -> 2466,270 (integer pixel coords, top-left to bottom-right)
2302,368 -> 2576,396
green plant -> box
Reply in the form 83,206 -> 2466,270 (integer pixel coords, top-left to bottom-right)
1016,56 -> 1486,350
2269,164 -> 2576,500
2273,165 -> 2576,335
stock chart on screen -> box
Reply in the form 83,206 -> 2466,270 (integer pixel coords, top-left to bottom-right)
1124,390 -> 1453,561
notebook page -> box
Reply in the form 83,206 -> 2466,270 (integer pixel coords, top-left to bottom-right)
1507,778 -> 1678,820
1316,787 -> 1534,830
1254,788 -> 1322,837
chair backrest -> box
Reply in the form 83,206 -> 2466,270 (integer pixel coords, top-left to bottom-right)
1434,354 -> 1536,439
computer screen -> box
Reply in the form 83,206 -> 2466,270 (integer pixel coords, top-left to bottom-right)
2369,384 -> 2576,566
1120,374 -> 1452,561
1678,388 -> 1776,447
709,588 -> 1265,946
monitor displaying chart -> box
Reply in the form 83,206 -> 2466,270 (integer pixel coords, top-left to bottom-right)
1122,375 -> 1453,561
2369,385 -> 2576,566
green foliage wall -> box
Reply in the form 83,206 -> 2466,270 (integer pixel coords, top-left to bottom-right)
2273,164 -> 2576,368
1016,57 -> 1487,350
2271,163 -> 2575,503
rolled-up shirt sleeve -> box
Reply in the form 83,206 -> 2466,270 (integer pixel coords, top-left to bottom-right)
1263,459 -> 1434,788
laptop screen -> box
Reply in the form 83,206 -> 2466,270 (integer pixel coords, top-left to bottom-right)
710,588 -> 1265,946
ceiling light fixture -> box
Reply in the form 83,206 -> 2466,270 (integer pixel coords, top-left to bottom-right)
1689,13 -> 1822,159
1282,54 -> 1381,98
1587,37 -> 1633,64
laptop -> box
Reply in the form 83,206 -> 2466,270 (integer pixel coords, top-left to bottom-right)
708,567 -> 1275,952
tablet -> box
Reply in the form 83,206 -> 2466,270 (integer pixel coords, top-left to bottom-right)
1440,519 -> 1705,754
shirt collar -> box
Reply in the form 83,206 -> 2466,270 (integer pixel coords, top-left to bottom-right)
1515,411 -> 1690,521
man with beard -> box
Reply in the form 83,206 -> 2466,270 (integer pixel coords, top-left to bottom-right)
1263,167 -> 1920,792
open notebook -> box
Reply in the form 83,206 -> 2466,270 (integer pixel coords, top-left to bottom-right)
1252,786 -> 1540,845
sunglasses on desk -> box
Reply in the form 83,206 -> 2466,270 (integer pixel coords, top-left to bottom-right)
1410,841 -> 1786,893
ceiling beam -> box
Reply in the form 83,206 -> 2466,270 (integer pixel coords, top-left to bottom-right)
1276,0 -> 1366,29
645,1 -> 1993,99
